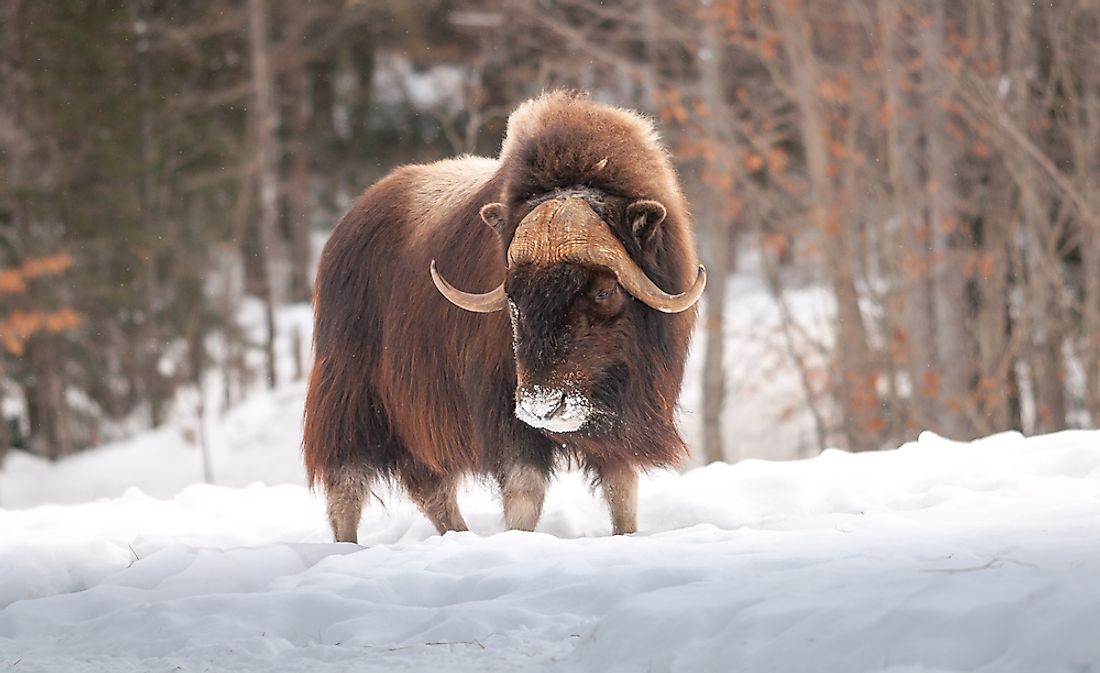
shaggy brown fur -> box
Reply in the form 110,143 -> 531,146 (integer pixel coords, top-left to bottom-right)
303,91 -> 699,542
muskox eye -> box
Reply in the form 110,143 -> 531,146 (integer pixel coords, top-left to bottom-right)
593,287 -> 614,302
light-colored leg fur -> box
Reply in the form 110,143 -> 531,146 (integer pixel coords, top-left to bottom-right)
600,467 -> 638,535
502,464 -> 547,531
325,468 -> 373,543
406,476 -> 469,534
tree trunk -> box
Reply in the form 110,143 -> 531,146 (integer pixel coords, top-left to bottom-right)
696,16 -> 735,464
1083,240 -> 1100,422
923,2 -> 975,440
1020,186 -> 1067,434
0,363 -> 9,462
133,0 -> 167,425
777,7 -> 884,451
700,199 -> 732,464
28,337 -> 73,460
0,3 -> 21,463
1068,14 -> 1100,425
186,305 -> 213,483
1023,221 -> 1068,433
1006,3 -> 1066,433
283,7 -> 313,303
973,190 -> 1016,433
247,0 -> 280,389
2,0 -> 74,459
877,0 -> 938,434
221,251 -> 240,410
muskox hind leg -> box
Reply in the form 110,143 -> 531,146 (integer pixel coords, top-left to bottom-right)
324,466 -> 375,544
403,471 -> 469,534
500,463 -> 548,532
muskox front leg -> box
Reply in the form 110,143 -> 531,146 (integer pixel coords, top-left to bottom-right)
596,463 -> 638,535
500,463 -> 548,532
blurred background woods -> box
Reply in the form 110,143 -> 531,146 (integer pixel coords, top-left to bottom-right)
1,0 -> 1099,466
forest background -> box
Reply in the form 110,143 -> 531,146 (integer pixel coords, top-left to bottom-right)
3,0 -> 1098,467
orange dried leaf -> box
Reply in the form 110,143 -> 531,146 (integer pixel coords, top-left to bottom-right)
879,101 -> 895,125
766,147 -> 788,174
762,231 -> 789,257
722,196 -> 744,219
22,253 -> 73,279
45,308 -> 83,333
817,78 -> 851,104
821,204 -> 842,236
921,370 -> 940,399
0,269 -> 26,295
864,415 -> 887,435
977,252 -> 995,279
760,32 -> 780,61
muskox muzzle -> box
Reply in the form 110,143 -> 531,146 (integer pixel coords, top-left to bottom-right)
429,196 -> 706,314
514,385 -> 591,433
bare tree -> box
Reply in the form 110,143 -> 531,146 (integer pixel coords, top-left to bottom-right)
247,0 -> 280,389
921,1 -> 975,439
281,2 -> 314,304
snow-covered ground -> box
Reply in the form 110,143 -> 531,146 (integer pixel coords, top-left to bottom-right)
3,260 -> 1100,671
3,422 -> 1100,672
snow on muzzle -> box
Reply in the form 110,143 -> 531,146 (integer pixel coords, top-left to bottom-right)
515,384 -> 591,433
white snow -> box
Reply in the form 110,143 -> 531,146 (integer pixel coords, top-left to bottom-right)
515,384 -> 592,433
0,380 -> 311,508
2,419 -> 1100,672
678,263 -> 835,465
2,265 -> 1099,671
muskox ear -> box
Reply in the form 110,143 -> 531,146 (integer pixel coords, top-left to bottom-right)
627,200 -> 667,251
480,202 -> 506,236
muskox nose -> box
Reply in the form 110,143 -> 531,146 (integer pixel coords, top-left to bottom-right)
523,390 -> 566,420
515,386 -> 589,433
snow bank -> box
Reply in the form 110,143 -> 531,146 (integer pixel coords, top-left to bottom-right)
0,380 -> 311,509
2,430 -> 1099,672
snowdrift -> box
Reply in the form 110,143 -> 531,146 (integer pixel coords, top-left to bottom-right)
2,429 -> 1099,672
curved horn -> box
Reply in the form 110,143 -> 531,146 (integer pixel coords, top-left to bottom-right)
430,260 -> 507,313
610,259 -> 706,314
509,197 -> 706,314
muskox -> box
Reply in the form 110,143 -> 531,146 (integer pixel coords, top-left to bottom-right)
303,91 -> 704,542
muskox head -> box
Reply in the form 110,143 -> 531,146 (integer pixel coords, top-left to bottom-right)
431,189 -> 705,434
